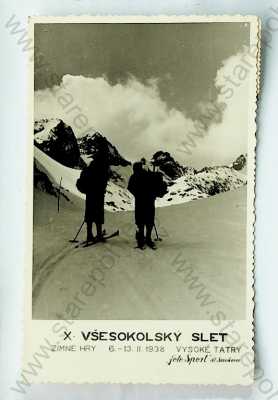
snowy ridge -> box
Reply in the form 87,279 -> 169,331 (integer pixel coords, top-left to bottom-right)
34,118 -> 247,212
157,167 -> 246,206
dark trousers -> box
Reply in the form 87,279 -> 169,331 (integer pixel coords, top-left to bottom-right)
86,221 -> 102,241
137,223 -> 153,244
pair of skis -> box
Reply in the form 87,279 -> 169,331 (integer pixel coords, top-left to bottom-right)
70,227 -> 160,250
73,230 -> 119,249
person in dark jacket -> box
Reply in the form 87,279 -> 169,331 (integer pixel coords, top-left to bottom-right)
128,161 -> 157,249
85,150 -> 110,243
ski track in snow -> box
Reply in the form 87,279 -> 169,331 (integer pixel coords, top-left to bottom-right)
33,147 -> 247,320
33,185 -> 247,320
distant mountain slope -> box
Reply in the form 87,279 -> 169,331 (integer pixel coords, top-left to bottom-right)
155,166 -> 246,206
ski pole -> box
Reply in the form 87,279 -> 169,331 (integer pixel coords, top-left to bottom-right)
57,177 -> 62,213
69,220 -> 85,243
153,223 -> 162,241
152,162 -> 162,241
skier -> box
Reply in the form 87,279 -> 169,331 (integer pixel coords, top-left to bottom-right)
127,161 -> 157,249
81,148 -> 111,243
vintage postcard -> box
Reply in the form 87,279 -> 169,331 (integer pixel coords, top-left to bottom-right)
24,15 -> 260,384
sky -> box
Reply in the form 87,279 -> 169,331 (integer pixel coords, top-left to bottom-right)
34,22 -> 252,167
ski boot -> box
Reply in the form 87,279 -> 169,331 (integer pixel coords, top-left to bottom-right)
146,238 -> 157,250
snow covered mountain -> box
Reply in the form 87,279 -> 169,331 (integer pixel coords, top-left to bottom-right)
77,130 -> 132,188
34,118 -> 247,211
155,165 -> 246,207
152,150 -> 186,180
151,149 -> 247,205
78,131 -> 130,167
34,118 -> 85,169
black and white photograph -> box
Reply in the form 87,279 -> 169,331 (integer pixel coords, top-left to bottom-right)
32,18 -> 257,321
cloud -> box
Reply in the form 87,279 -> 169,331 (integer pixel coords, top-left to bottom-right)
177,47 -> 252,166
34,48 -> 251,167
202,47 -> 252,164
35,75 -> 196,162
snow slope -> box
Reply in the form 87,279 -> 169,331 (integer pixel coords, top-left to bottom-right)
33,185 -> 247,320
35,147 -> 205,210
34,147 -> 134,211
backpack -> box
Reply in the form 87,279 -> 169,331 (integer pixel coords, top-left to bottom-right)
76,167 -> 90,194
151,171 -> 168,198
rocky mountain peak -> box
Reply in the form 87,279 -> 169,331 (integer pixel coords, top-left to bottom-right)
151,151 -> 185,180
232,154 -> 247,171
34,119 -> 85,169
78,131 -> 131,167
